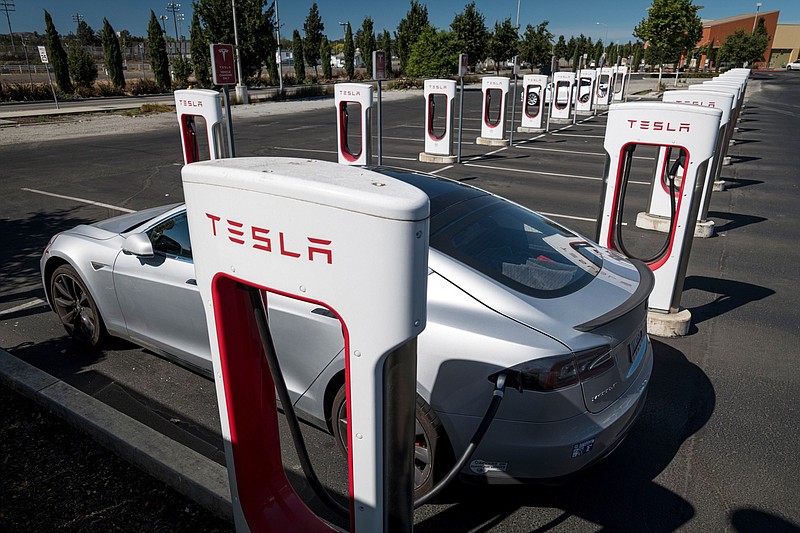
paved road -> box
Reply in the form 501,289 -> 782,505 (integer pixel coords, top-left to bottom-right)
1,71 -> 799,531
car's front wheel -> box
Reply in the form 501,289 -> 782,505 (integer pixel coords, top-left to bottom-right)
50,264 -> 107,347
330,384 -> 445,499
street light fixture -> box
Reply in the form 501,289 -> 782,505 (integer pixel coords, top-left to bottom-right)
753,2 -> 762,32
159,15 -> 168,36
166,3 -> 181,59
596,22 -> 608,45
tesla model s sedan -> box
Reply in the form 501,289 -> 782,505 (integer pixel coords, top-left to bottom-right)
41,163 -> 653,497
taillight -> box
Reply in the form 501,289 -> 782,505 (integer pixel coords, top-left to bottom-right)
489,345 -> 613,392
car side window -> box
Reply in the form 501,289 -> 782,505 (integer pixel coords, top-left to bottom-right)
146,212 -> 192,260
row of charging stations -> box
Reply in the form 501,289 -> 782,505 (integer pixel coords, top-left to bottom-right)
597,69 -> 749,336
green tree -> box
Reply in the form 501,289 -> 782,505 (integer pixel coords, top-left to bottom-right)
44,10 -> 72,94
67,41 -> 98,88
320,36 -> 332,80
395,0 -> 430,75
450,1 -> 489,70
303,3 -> 324,75
553,35 -> 568,61
519,21 -> 552,72
147,10 -> 171,90
344,22 -> 355,79
634,0 -> 702,82
406,26 -> 458,77
359,17 -> 376,75
632,42 -> 644,70
101,19 -> 125,90
717,18 -> 771,68
194,0 -> 276,82
190,9 -> 210,86
292,30 -> 305,82
379,29 -> 393,75
488,18 -> 518,74
76,20 -> 98,47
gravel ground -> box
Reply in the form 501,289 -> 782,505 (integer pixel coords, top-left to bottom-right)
0,383 -> 234,532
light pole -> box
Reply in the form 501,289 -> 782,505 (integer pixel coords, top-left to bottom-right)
231,0 -> 248,103
752,2 -> 762,32
166,3 -> 181,59
159,15 -> 168,36
275,0 -> 283,90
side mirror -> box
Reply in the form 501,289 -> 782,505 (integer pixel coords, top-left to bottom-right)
122,233 -> 154,257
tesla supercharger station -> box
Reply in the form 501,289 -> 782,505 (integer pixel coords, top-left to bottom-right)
419,79 -> 457,163
183,157 -> 430,532
636,91 -> 735,238
175,89 -> 226,164
595,67 -> 614,108
335,83 -> 373,165
518,74 -> 547,132
550,71 -> 575,123
477,76 -> 509,146
597,102 -> 722,337
575,69 -> 597,115
611,65 -> 629,102
692,82 -> 743,168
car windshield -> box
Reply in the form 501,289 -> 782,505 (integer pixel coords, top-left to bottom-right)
376,168 -> 604,298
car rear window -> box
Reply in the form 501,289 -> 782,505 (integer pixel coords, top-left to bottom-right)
431,197 -> 603,298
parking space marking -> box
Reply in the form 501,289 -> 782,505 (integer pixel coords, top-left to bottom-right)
552,132 -> 606,139
462,162 -> 649,185
538,212 -> 598,223
0,298 -> 48,316
272,146 -> 418,162
429,165 -> 453,175
22,188 -> 135,213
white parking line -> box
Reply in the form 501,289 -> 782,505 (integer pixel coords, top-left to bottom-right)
22,188 -> 135,213
551,132 -> 606,138
429,165 -> 453,174
0,298 -> 49,316
463,162 -> 649,185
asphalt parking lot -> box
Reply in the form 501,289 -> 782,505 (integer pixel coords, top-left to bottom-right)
1,71 -> 799,531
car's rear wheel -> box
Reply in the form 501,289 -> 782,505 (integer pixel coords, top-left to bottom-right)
50,264 -> 106,347
331,384 -> 444,499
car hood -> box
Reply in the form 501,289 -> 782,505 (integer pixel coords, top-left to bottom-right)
429,246 -> 649,346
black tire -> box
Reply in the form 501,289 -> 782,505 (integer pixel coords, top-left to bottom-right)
50,264 -> 107,347
330,384 -> 444,499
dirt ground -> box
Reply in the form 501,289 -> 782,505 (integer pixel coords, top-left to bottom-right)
0,384 -> 234,532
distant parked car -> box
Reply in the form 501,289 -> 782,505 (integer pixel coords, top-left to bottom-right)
786,61 -> 800,70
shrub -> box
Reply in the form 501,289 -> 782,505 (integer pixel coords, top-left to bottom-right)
96,81 -> 125,97
0,82 -> 54,102
127,78 -> 161,95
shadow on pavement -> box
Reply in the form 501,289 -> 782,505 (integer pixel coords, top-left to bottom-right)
683,275 -> 775,326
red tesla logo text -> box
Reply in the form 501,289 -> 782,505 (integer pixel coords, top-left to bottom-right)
674,99 -> 716,108
178,100 -> 204,108
205,213 -> 333,264
338,90 -> 361,97
626,119 -> 691,132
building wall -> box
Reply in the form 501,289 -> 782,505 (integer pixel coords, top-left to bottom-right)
697,10 -> 780,69
769,24 -> 800,67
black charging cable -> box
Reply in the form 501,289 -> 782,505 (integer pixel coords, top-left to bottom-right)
248,286 -> 509,517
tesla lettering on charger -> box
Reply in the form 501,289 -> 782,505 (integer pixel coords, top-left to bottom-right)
183,157 -> 430,532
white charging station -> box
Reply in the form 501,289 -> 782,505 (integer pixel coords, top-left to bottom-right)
174,89 -> 226,164
419,79 -> 457,163
183,157 -> 430,532
549,71 -> 575,123
611,65 -> 629,102
477,76 -> 509,146
335,83 -> 373,165
636,91 -> 735,238
575,69 -> 597,115
518,74 -> 548,132
597,102 -> 722,336
595,67 -> 614,107
691,82 -> 743,168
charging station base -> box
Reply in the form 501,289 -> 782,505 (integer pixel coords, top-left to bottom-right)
476,137 -> 509,147
713,180 -> 727,192
723,156 -> 732,166
419,152 -> 457,164
636,212 -> 715,238
548,118 -> 572,124
517,126 -> 545,133
647,308 -> 691,337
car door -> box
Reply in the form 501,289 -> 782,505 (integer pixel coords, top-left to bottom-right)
113,211 -> 212,372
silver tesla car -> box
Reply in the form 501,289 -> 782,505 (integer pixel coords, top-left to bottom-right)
40,165 -> 653,497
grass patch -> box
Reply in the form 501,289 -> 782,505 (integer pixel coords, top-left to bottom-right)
122,103 -> 174,117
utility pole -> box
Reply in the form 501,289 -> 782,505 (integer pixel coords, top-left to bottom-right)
231,0 -> 248,103
275,0 -> 283,90
752,2 -> 762,32
1,0 -> 16,53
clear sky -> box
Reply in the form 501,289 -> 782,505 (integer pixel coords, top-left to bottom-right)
7,1 -> 799,45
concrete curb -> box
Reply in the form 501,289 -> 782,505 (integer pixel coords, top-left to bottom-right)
0,348 -> 233,521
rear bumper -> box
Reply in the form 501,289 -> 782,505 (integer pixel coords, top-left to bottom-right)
442,343 -> 652,482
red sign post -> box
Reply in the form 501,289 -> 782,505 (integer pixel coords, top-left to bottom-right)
210,43 -> 236,85
210,43 -> 237,157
